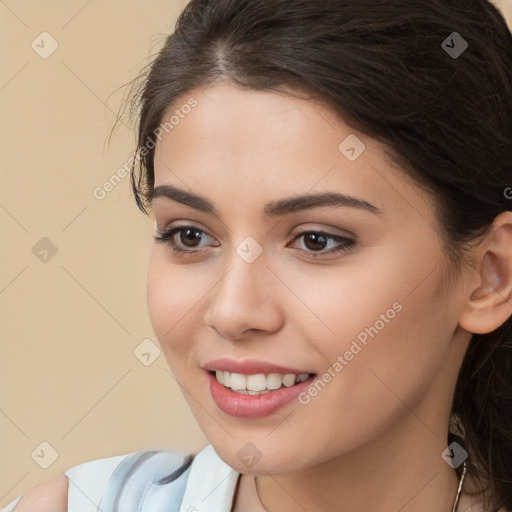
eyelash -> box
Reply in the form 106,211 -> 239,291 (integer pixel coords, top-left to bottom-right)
153,226 -> 356,258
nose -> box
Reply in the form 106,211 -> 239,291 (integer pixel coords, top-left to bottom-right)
204,253 -> 284,340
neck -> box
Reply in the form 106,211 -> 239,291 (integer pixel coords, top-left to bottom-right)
254,415 -> 461,512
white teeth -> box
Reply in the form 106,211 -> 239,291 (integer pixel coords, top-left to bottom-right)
236,389 -> 271,395
229,372 -> 246,390
282,374 -> 296,387
246,374 -> 267,391
266,373 -> 283,390
213,370 -> 311,393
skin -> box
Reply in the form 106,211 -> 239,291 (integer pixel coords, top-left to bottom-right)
14,474 -> 67,511
7,83 -> 512,512
144,81 -> 512,512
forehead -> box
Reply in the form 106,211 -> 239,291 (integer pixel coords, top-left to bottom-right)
155,82 -> 342,154
152,82 -> 433,224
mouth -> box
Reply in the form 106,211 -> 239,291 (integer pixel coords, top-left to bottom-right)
204,363 -> 317,418
209,370 -> 315,395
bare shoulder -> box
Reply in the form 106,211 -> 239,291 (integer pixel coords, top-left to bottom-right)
13,474 -> 68,512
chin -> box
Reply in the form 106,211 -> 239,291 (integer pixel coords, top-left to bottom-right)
208,436 -> 315,476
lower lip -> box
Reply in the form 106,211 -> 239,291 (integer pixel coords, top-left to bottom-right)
207,371 -> 316,418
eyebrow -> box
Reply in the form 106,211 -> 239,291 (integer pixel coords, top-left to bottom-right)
150,184 -> 382,218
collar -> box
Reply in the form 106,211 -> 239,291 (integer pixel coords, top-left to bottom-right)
180,445 -> 241,512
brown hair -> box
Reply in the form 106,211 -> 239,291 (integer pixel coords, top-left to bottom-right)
124,0 -> 512,508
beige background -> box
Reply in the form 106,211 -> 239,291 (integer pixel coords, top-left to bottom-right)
1,0 -> 511,506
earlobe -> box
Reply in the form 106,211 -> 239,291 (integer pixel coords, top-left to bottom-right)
459,212 -> 512,335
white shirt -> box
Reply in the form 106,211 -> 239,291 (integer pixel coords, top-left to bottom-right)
1,444 -> 240,512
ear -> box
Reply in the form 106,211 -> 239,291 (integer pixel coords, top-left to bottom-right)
459,211 -> 512,335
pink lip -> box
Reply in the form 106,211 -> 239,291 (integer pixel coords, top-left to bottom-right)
206,371 -> 316,418
203,357 -> 312,375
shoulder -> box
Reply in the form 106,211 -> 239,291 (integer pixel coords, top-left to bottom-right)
10,474 -> 68,512
2,448 -> 200,512
1,452 -> 132,512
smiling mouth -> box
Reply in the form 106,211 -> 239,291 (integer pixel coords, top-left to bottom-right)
209,370 -> 316,395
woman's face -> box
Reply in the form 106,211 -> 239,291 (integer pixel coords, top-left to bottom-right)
147,82 -> 469,475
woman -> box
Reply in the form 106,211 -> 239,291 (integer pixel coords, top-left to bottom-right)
3,0 -> 511,510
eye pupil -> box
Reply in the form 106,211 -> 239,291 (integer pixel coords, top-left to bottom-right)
304,232 -> 327,251
181,228 -> 202,247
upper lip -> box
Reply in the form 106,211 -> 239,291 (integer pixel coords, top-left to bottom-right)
203,358 -> 314,375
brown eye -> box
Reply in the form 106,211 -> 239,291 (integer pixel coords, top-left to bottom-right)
154,226 -> 217,253
302,232 -> 330,251
290,231 -> 356,257
178,228 -> 204,248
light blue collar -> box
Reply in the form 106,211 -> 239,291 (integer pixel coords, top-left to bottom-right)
180,445 -> 240,512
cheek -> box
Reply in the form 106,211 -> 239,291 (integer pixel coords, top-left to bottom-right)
289,244 -> 453,399
146,249 -> 207,362
283,273 -> 453,461
277,251 -> 408,356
